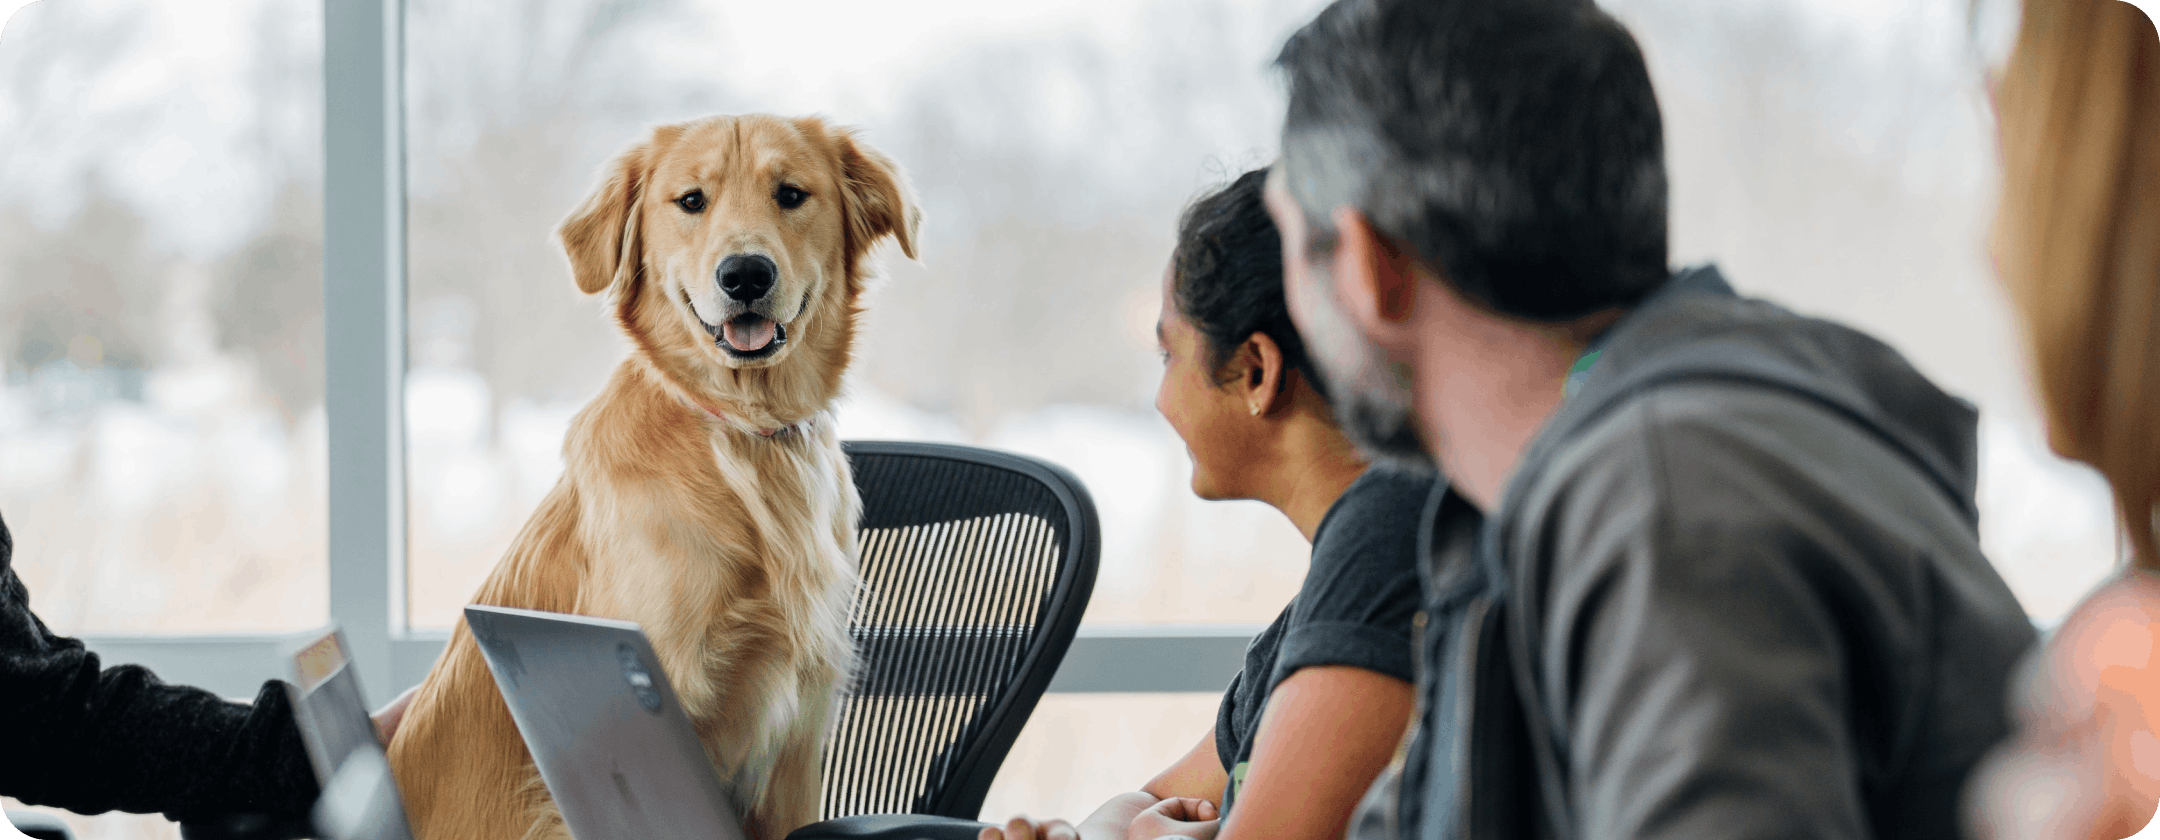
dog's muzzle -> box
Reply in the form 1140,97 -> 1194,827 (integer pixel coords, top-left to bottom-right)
702,254 -> 788,359
706,315 -> 787,359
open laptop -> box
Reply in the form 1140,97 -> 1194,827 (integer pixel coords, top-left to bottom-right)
464,604 -> 750,840
284,630 -> 416,840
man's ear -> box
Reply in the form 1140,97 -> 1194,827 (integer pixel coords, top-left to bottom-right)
1330,206 -> 1419,334
835,131 -> 921,261
558,139 -> 657,296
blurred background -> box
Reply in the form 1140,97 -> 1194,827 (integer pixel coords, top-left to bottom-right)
0,0 -> 2126,835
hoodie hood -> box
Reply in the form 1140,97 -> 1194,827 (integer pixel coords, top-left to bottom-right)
1513,264 -> 1980,525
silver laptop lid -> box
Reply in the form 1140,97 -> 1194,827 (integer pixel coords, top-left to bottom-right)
284,630 -> 416,840
464,604 -> 748,840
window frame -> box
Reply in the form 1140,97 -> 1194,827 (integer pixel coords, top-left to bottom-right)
77,0 -> 1246,702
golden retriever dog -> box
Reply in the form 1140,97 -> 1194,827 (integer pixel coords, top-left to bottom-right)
386,114 -> 918,840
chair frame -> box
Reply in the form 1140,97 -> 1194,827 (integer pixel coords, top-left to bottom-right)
838,441 -> 1100,818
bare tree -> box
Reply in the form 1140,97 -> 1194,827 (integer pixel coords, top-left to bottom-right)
2,180 -> 163,383
404,0 -> 737,406
854,0 -> 1311,433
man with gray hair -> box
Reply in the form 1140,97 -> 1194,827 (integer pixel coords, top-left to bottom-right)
1264,0 -> 2037,837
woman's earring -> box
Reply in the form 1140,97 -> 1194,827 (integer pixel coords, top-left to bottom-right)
1249,404 -> 1261,416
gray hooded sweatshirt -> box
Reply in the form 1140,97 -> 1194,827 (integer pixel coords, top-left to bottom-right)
1394,266 -> 2037,840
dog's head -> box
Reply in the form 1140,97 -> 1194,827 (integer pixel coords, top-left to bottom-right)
559,115 -> 918,417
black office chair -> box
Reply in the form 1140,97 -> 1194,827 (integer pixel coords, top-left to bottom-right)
4,810 -> 73,840
789,442 -> 1099,840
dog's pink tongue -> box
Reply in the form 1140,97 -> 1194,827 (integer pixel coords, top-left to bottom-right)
722,318 -> 776,352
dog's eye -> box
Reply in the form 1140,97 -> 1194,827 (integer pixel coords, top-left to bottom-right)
774,185 -> 808,210
677,191 -> 707,213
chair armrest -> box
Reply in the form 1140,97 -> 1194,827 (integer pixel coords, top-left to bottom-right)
176,812 -> 312,840
786,814 -> 995,840
4,809 -> 74,840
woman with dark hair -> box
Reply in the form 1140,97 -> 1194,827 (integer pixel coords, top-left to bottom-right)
982,168 -> 1444,840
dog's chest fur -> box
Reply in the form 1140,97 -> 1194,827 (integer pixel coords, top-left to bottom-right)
570,394 -> 860,811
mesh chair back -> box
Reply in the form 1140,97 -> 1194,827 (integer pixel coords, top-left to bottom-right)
819,441 -> 1099,820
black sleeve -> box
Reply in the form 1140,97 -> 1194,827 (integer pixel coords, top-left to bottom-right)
0,512 -> 319,823
1267,470 -> 1431,691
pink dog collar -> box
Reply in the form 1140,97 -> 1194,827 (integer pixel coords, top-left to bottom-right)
681,396 -> 807,437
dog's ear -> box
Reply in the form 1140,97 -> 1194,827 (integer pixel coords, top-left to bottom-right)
558,139 -> 658,295
836,132 -> 921,261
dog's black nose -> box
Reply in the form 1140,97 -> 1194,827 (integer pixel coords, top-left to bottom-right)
718,254 -> 777,302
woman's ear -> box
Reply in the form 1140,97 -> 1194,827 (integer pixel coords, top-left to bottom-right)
1236,331 -> 1289,417
558,137 -> 659,296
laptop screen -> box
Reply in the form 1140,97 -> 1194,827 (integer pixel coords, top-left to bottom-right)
285,630 -> 416,840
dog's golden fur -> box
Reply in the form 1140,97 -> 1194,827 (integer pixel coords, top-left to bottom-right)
386,114 -> 919,840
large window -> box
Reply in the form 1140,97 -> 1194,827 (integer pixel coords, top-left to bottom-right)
0,0 -> 326,634
394,0 -> 2121,637
1604,0 -> 2120,620
398,0 -> 1333,631
0,0 -> 2129,835
2,1 -> 326,836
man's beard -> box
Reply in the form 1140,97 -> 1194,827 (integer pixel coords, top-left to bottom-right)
1290,260 -> 1436,476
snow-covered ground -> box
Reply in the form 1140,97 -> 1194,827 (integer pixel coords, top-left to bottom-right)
395,370 -> 2137,630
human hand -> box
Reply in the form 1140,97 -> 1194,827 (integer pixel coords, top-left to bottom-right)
1124,797 -> 1218,840
979,815 -> 1080,840
1968,576 -> 2160,840
371,684 -> 419,743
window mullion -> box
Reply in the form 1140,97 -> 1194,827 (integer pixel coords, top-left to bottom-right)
323,0 -> 407,697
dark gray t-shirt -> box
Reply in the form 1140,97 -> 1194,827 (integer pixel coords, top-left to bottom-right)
1214,467 -> 1433,813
